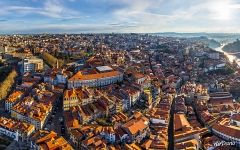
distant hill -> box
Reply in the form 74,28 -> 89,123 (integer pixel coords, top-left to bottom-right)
208,39 -> 221,48
223,39 -> 240,53
190,36 -> 221,49
154,32 -> 240,43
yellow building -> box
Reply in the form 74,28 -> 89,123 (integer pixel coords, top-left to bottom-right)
144,89 -> 152,108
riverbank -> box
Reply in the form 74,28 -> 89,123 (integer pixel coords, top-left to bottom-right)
215,45 -> 240,66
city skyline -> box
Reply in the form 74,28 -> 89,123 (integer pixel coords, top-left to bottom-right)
1,0 -> 240,34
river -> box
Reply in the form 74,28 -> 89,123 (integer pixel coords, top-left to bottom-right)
215,45 -> 240,65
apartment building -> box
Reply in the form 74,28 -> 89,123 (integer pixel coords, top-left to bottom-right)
11,96 -> 52,129
23,57 -> 43,73
0,117 -> 35,142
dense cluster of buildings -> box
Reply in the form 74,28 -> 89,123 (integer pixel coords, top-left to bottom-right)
178,81 -> 240,149
0,34 -> 240,149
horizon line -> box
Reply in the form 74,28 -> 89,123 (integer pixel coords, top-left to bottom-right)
1,32 -> 240,35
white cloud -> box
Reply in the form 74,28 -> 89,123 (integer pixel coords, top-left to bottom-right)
1,0 -> 240,33
110,0 -> 240,33
0,0 -> 80,19
0,21 -> 138,34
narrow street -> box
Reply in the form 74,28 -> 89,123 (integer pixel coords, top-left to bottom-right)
45,97 -> 65,137
168,95 -> 175,150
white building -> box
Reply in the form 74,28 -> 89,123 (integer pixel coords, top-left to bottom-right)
119,87 -> 141,109
231,114 -> 240,127
11,97 -> 52,129
208,52 -> 220,60
68,66 -> 123,89
100,127 -> 116,143
212,118 -> 240,147
23,57 -> 43,73
123,116 -> 149,143
0,117 -> 35,142
5,91 -> 24,112
0,126 -> 19,141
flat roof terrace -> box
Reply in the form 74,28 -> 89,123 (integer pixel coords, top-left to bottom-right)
96,66 -> 113,72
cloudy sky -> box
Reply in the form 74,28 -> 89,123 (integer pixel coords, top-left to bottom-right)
1,0 -> 240,34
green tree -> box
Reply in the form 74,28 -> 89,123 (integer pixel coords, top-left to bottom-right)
41,52 -> 64,67
0,69 -> 17,100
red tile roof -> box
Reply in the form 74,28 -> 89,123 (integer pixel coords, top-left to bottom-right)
69,70 -> 121,81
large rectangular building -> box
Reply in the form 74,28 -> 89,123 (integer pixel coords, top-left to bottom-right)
23,57 -> 43,73
209,92 -> 233,106
68,66 -> 123,88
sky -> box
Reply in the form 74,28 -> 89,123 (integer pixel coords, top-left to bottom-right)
1,0 -> 240,34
